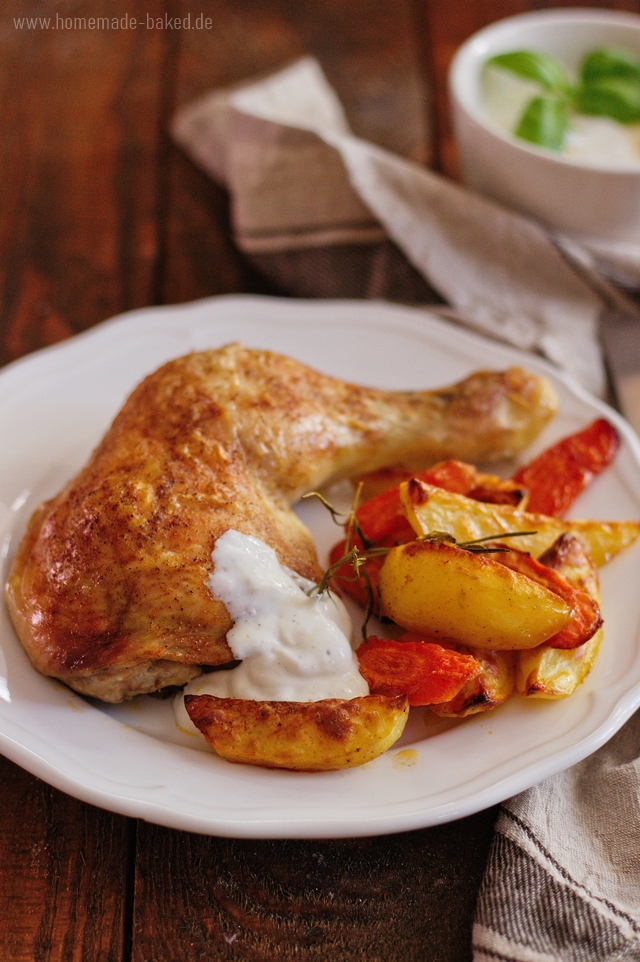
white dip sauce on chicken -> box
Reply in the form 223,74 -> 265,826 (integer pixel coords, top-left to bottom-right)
174,529 -> 368,735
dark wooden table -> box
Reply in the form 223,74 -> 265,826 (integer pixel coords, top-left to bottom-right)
1,1 -> 636,959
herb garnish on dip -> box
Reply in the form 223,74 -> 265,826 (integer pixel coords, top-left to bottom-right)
483,46 -> 640,165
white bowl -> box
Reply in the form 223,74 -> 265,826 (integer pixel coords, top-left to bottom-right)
449,8 -> 640,244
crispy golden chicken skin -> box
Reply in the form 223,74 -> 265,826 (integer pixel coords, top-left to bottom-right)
5,344 -> 557,702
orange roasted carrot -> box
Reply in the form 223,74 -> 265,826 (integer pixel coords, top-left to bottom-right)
512,418 -> 620,517
493,548 -> 602,650
354,460 -> 478,544
356,635 -> 482,706
329,538 -> 385,611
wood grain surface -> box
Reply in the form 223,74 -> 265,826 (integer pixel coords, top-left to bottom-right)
1,1 -> 638,959
130,812 -> 496,962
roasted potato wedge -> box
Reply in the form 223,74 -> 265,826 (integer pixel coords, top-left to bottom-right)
430,648 -> 516,717
517,630 -> 603,699
185,694 -> 409,770
401,480 -> 640,567
378,540 -> 573,650
467,475 -> 528,508
516,534 -> 603,698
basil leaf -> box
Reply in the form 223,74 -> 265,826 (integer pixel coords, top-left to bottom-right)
515,95 -> 569,150
488,51 -> 568,92
575,77 -> 640,124
581,47 -> 640,84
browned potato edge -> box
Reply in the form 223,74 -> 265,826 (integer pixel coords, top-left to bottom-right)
185,694 -> 410,771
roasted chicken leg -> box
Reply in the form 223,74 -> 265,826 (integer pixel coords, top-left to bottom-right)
5,344 -> 557,702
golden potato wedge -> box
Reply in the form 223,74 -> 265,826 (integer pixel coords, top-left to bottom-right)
430,648 -> 516,717
575,520 -> 640,566
517,630 -> 603,699
401,480 -> 640,567
467,479 -> 528,509
516,534 -> 603,698
184,694 -> 409,771
378,540 -> 573,650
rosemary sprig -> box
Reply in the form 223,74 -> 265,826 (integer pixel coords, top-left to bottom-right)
312,543 -> 367,597
302,484 -> 374,549
421,530 -> 539,553
303,488 -> 537,640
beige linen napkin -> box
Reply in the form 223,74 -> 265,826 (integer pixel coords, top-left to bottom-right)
474,712 -> 640,961
574,235 -> 640,292
172,58 -> 640,961
172,56 -> 605,397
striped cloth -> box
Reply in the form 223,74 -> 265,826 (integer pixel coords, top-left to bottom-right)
473,710 -> 640,962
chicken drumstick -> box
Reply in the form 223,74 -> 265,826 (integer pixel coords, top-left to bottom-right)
5,344 -> 557,702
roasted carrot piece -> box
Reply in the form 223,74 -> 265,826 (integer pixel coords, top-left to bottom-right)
356,461 -> 479,504
418,460 -> 480,494
356,635 -> 482,706
493,547 -> 602,650
512,418 -> 620,517
329,538 -> 385,611
354,460 -> 478,544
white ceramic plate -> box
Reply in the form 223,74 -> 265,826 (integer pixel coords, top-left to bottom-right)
2,295 -> 640,839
